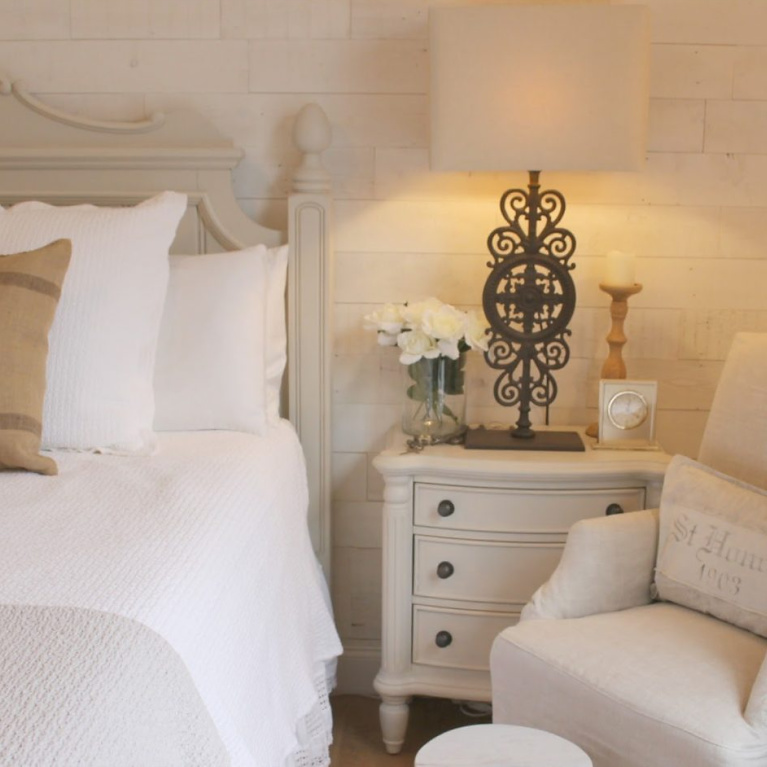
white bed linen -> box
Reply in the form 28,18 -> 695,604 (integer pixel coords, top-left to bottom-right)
0,422 -> 342,766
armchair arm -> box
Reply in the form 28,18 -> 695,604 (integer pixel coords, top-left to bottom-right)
521,508 -> 660,621
746,651 -> 767,731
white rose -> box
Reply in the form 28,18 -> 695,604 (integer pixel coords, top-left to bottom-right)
422,304 -> 465,342
376,331 -> 398,347
363,303 -> 404,335
397,328 -> 440,364
465,310 -> 490,352
401,297 -> 443,330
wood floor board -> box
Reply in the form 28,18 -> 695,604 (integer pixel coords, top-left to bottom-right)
329,694 -> 491,766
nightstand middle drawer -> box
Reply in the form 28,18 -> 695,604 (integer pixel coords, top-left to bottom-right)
413,535 -> 565,605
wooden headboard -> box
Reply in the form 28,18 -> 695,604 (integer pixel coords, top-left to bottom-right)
0,79 -> 333,574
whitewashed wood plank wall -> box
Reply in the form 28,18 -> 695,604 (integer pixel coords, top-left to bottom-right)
1,0 -> 766,692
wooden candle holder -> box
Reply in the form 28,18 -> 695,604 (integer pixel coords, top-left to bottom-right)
585,282 -> 642,438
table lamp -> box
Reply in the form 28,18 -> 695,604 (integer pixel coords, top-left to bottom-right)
429,3 -> 650,450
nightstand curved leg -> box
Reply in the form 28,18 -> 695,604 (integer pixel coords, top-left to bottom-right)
379,695 -> 411,754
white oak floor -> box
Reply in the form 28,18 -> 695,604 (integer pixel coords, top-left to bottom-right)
329,695 -> 491,766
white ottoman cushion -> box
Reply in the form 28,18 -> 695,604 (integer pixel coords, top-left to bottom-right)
415,723 -> 591,767
491,603 -> 767,767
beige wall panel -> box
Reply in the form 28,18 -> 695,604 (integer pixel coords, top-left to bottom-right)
647,99 -> 704,153
71,0 -> 220,39
734,47 -> 767,99
559,204 -> 720,260
332,403 -> 399,452
408,153 -> 747,209
639,0 -> 767,46
375,149 -> 525,201
681,310 -> 767,360
578,359 -> 722,412
333,452 -> 369,502
0,41 -> 248,93
352,0 -> 428,39
248,40 -> 428,94
650,45 -> 735,99
689,259 -> 767,310
145,93 -> 380,199
335,251 -> 487,305
333,501 -> 382,548
335,199 -> 495,254
632,359 -> 722,412
150,92 -> 426,151
0,0 -> 70,39
322,147 -> 376,200
568,255 -> 697,310
655,410 -> 708,458
705,101 -> 767,155
222,0 -> 351,40
571,307 -> 682,362
719,208 -> 767,259
333,353 -> 399,406
332,546 -> 382,640
335,303 -> 380,355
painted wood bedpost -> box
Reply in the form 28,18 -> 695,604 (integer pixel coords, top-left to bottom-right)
289,104 -> 334,576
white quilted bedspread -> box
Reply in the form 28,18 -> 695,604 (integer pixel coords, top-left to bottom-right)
0,422 -> 342,767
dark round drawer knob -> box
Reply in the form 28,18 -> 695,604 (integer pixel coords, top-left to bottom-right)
605,503 -> 624,516
435,630 -> 453,648
436,561 -> 455,579
437,499 -> 455,517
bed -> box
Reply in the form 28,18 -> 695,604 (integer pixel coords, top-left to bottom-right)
0,80 -> 340,766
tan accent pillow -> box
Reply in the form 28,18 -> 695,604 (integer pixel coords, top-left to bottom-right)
655,455 -> 767,639
0,239 -> 71,475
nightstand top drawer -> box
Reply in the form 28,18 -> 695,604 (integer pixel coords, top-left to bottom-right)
414,482 -> 645,533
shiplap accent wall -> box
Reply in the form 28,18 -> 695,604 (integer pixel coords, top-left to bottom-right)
2,0 -> 766,692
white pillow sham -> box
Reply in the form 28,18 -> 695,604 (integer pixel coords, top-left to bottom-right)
655,455 -> 767,639
0,191 -> 187,453
153,244 -> 289,434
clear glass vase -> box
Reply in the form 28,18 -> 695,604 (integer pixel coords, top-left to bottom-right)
402,354 -> 467,443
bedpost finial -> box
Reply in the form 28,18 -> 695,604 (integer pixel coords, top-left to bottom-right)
293,103 -> 331,194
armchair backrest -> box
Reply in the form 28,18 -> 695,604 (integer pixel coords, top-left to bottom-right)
698,332 -> 767,491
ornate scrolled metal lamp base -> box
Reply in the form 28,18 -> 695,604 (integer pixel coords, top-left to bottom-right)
465,170 -> 584,451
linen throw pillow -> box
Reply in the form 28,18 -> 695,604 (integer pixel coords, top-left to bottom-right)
153,244 -> 289,434
0,192 -> 187,453
0,240 -> 71,475
655,455 -> 767,638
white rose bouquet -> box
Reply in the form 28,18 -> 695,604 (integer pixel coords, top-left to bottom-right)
364,298 -> 489,440
364,297 -> 489,363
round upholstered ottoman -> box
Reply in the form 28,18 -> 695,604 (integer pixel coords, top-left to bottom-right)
415,724 -> 592,767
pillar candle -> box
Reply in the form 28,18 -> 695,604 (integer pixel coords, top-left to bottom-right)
604,250 -> 636,287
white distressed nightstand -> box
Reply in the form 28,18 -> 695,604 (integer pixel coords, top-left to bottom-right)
372,427 -> 671,754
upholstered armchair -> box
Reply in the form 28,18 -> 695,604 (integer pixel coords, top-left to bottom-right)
491,333 -> 767,767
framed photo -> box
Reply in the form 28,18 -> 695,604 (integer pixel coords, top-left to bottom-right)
597,379 -> 659,449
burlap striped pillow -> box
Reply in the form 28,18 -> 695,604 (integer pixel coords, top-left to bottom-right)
0,239 -> 71,475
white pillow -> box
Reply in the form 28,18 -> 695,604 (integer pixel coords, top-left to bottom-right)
0,191 -> 187,453
655,455 -> 767,639
153,244 -> 289,434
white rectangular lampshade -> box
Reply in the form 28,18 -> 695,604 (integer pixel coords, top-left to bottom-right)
429,4 -> 651,172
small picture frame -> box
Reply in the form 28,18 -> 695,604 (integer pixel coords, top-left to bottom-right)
596,379 -> 659,449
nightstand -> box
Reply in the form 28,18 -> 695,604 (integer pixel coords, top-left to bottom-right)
372,427 -> 671,754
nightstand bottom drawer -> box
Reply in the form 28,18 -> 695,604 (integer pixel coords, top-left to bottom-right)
412,605 -> 518,671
